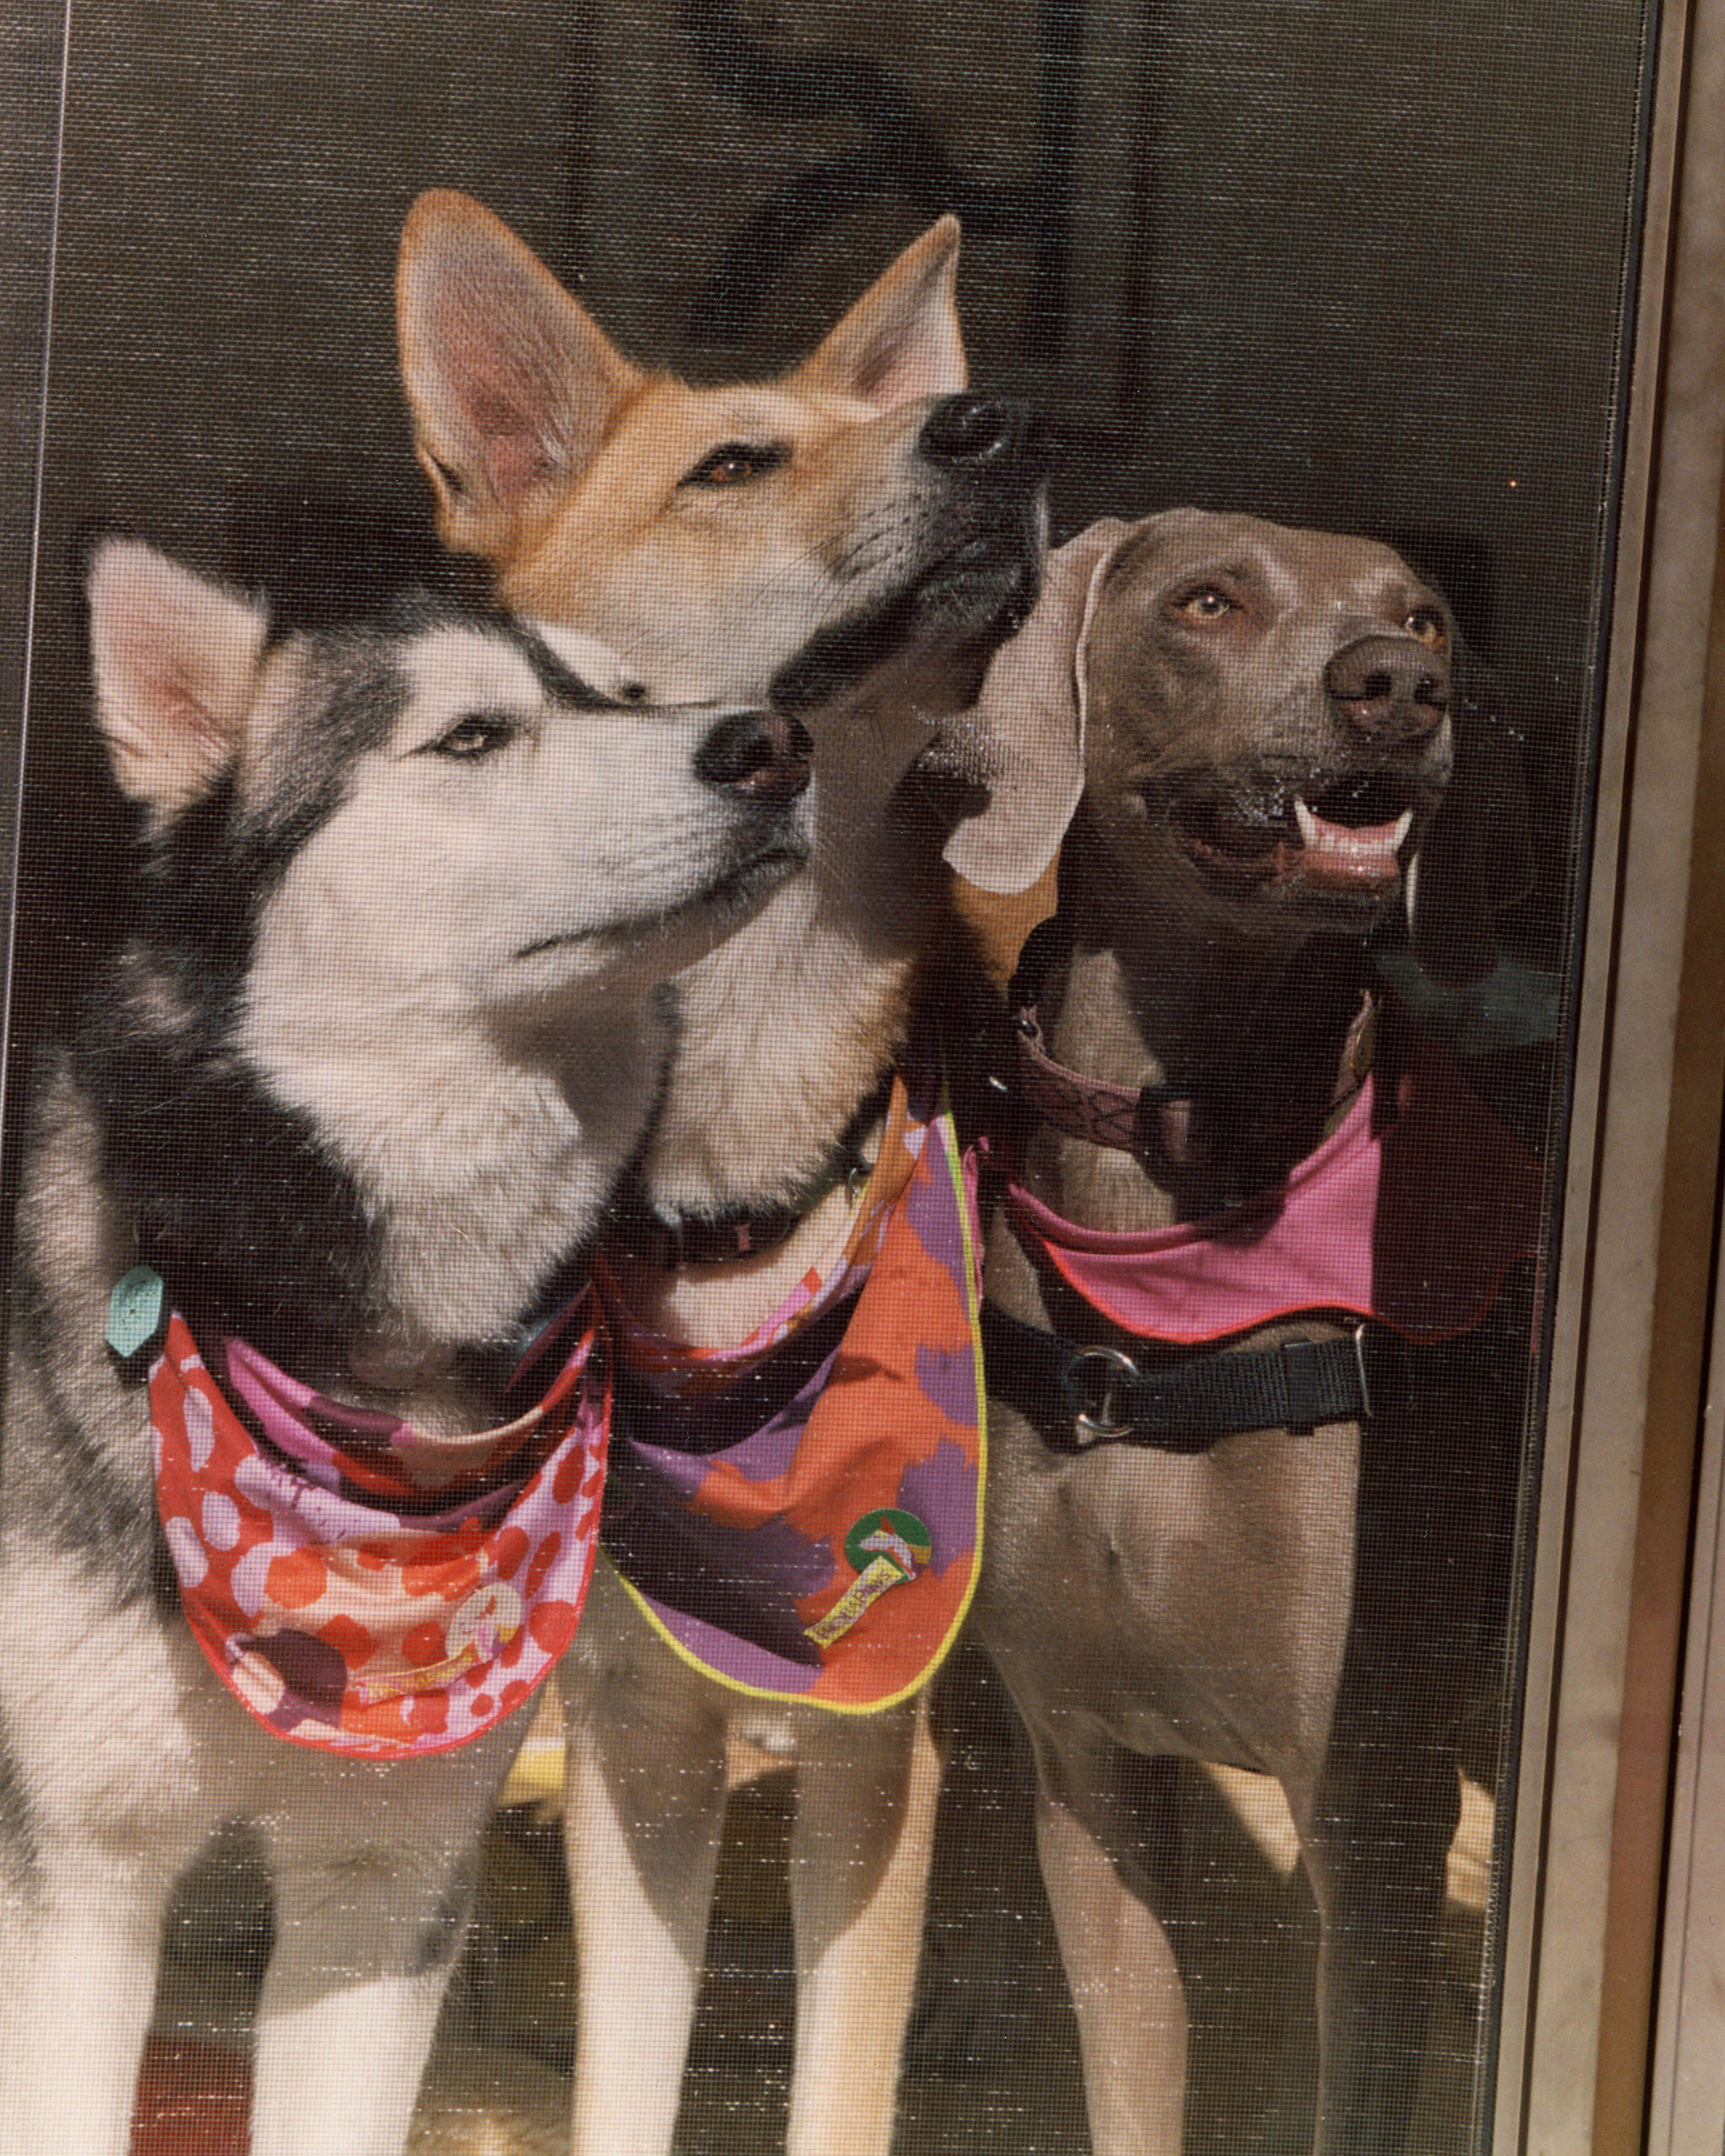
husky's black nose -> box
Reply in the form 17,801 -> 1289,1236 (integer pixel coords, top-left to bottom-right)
919,394 -> 1054,480
695,710 -> 814,805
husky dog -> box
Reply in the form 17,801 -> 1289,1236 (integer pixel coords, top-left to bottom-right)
398,195 -> 1061,2156
0,536 -> 814,2156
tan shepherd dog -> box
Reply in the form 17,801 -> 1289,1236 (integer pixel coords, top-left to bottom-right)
398,195 -> 1065,2156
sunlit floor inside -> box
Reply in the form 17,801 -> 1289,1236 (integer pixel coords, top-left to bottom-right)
139,1650 -> 1498,2156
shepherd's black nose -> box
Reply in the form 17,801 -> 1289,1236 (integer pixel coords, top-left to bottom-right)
919,394 -> 1055,481
1324,634 -> 1449,744
695,710 -> 813,805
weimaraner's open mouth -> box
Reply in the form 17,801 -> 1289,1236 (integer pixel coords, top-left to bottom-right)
1172,766 -> 1421,894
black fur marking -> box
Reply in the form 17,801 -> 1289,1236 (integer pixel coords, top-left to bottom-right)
771,536 -> 1041,717
8,1273 -> 163,1598
72,1002 -> 380,1377
0,1705 -> 40,1884
61,619 -> 429,1374
249,633 -> 420,877
505,622 -> 630,713
69,702 -> 386,1374
772,589 -> 930,716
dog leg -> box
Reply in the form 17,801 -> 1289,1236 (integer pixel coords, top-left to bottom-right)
0,1572 -> 212,2156
0,1841 -> 184,2156
1293,1748 -> 1461,2156
1030,1737 -> 1188,2156
250,1742 -> 511,2156
1285,1398 -> 1485,2155
780,1693 -> 939,2156
564,1653 -> 729,2156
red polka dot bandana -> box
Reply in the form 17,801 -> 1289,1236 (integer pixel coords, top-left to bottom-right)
149,1294 -> 608,1757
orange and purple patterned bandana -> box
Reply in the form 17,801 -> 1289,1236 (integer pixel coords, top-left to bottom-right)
149,1292 -> 608,1757
595,1070 -> 985,1713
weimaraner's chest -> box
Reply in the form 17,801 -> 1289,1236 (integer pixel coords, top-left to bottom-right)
976,1396 -> 1361,1774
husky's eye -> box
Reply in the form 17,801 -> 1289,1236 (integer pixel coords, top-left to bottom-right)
1404,606 -> 1448,649
428,712 -> 518,760
680,442 -> 787,488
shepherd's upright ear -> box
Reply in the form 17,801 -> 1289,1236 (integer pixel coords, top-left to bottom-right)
1406,652 -> 1535,989
790,216 -> 967,411
940,519 -> 1134,894
396,190 -> 646,561
85,537 -> 268,823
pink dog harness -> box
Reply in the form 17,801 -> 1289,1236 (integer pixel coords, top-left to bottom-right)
146,1291 -> 609,1758
1004,1014 -> 1543,1348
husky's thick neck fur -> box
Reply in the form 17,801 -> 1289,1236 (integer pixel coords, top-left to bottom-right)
61,538 -> 812,1390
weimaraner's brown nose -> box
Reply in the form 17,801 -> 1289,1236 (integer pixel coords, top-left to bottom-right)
1324,633 -> 1449,744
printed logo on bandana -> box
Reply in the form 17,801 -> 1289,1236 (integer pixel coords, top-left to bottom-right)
842,1508 -> 932,1580
347,1581 -> 527,1705
806,1508 -> 933,1647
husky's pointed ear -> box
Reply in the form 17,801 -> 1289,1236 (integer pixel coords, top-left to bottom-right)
940,519 -> 1134,894
85,536 -> 268,819
396,190 -> 645,559
791,216 -> 967,411
1405,651 -> 1534,988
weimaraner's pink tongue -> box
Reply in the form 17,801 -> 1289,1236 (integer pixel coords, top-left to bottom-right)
1290,798 -> 1414,888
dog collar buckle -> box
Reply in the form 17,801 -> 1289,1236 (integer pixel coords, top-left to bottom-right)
1349,1324 -> 1373,1420
1061,1344 -> 1140,1443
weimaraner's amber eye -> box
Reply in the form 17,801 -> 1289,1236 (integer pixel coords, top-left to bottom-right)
695,452 -> 756,485
1405,607 -> 1448,648
1170,584 -> 1235,622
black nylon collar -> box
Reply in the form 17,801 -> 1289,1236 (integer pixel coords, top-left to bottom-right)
980,1302 -> 1407,1453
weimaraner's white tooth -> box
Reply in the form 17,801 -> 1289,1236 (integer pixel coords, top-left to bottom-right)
1391,808 -> 1414,846
1294,797 -> 1319,846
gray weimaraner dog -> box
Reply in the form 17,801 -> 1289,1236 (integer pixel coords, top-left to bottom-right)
965,510 -> 1542,2155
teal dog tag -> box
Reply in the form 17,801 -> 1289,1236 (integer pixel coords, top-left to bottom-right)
106,1264 -> 167,1366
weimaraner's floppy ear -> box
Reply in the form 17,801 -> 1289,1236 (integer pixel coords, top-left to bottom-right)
1405,650 -> 1535,989
941,518 -> 1135,895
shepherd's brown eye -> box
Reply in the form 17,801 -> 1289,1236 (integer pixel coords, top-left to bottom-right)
681,442 -> 787,488
1405,606 -> 1448,648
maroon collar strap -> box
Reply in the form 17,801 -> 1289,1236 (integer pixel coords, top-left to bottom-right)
1010,989 -> 1376,1169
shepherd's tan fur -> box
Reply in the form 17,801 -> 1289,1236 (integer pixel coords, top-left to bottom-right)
398,193 -> 1060,2156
